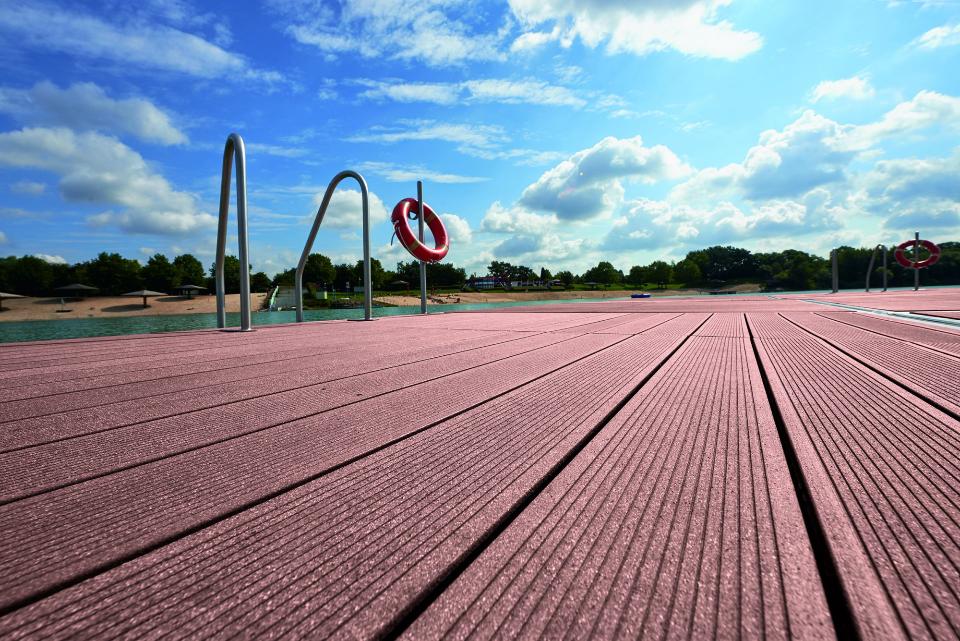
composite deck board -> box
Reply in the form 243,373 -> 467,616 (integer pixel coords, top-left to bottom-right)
749,313 -> 960,641
0,326 -> 658,611
0,315 -> 708,640
484,300 -> 825,313
404,314 -> 833,641
0,330 -> 613,500
0,328 -> 525,422
0,316 -> 677,452
795,290 -> 960,312
781,312 -> 960,415
1,302 -> 958,639
814,311 -> 960,357
0,330 -> 518,400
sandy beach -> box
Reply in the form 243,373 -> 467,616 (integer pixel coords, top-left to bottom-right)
0,293 -> 268,322
374,284 -> 761,307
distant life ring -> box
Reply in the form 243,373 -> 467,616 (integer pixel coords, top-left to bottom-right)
391,198 -> 449,263
894,239 -> 940,269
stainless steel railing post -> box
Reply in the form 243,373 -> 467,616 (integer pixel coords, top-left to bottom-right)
831,249 -> 839,293
296,171 -> 372,322
215,133 -> 252,331
417,180 -> 427,314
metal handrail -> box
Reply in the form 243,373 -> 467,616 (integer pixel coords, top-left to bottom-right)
215,133 -> 252,331
295,170 -> 372,322
865,244 -> 888,292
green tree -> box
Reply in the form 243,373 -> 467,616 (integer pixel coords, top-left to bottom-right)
333,263 -> 354,290
352,258 -> 386,289
250,271 -> 272,292
627,265 -> 647,285
582,261 -> 621,286
303,253 -> 335,286
84,252 -> 143,294
647,261 -> 672,287
555,270 -> 574,288
8,256 -> 54,295
173,254 -> 205,286
272,268 -> 296,286
141,254 -> 179,292
539,267 -> 552,282
488,260 -> 514,287
673,260 -> 701,285
209,255 -> 242,294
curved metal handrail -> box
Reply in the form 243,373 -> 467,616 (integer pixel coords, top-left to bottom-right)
295,170 -> 372,322
865,244 -> 888,292
215,133 -> 252,330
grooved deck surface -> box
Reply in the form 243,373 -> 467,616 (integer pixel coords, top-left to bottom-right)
1,295 -> 959,640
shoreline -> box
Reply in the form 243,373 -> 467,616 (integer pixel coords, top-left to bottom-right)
375,284 -> 761,307
0,293 -> 267,323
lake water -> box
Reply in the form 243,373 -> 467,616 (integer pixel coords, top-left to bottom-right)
0,298 -> 626,343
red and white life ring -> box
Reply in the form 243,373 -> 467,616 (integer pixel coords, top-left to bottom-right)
391,198 -> 449,263
894,239 -> 941,269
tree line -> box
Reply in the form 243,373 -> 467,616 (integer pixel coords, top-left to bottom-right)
1,241 -> 957,297
482,242 -> 960,290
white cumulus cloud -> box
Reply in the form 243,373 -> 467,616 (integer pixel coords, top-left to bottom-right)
912,23 -> 960,50
0,127 -> 215,235
520,136 -> 692,220
270,0 -> 505,67
311,188 -> 388,229
811,76 -> 875,103
0,81 -> 187,145
0,2 -> 286,85
34,253 -> 67,264
508,0 -> 762,60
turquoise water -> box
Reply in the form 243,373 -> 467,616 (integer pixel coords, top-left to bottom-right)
0,297 -> 628,343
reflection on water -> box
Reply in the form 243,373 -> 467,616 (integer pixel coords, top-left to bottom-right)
0,298 -> 628,343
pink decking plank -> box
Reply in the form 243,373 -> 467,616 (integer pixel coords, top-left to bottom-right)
404,314 -> 832,641
918,311 -> 960,320
782,312 -> 960,416
0,320 -> 516,394
749,313 -> 960,641
0,328 -> 520,419
0,321 -> 678,612
815,311 -> 960,357
0,315 -> 709,640
0,321 -> 382,380
483,299 -> 826,313
797,289 -> 960,312
385,312 -> 630,333
0,311 -> 564,374
0,329 -> 602,501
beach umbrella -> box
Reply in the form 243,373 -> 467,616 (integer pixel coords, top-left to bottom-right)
123,289 -> 166,308
0,291 -> 24,312
55,283 -> 98,299
177,284 -> 207,299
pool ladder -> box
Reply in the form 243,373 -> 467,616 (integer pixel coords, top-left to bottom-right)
215,135 -> 374,327
295,171 -> 373,322
214,133 -> 252,331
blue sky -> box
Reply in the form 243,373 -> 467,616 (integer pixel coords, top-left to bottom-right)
0,0 -> 958,277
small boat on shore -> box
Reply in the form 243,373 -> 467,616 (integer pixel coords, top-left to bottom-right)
631,293 -> 651,299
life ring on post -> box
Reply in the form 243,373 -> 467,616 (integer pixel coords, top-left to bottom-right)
894,239 -> 941,269
391,198 -> 449,263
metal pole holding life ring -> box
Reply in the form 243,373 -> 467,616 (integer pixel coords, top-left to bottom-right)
391,196 -> 450,264
893,233 -> 941,291
418,181 -> 427,314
